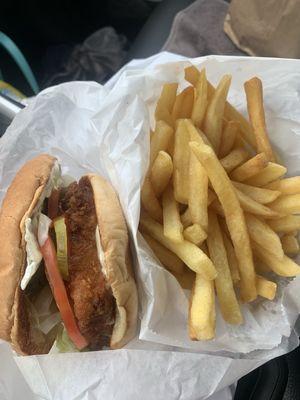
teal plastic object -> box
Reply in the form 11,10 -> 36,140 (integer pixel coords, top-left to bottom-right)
0,31 -> 39,94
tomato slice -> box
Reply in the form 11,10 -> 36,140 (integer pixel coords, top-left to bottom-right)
48,189 -> 59,220
40,237 -> 88,350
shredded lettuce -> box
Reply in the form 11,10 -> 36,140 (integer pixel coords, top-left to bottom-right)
53,325 -> 80,353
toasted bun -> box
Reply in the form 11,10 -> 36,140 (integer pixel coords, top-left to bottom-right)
0,154 -> 57,355
88,174 -> 138,349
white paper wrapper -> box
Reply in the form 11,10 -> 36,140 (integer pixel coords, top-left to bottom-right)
1,53 -> 300,400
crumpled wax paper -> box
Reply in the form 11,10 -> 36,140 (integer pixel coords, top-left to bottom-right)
1,53 -> 300,400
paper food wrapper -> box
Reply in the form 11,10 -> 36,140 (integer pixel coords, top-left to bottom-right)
1,53 -> 300,400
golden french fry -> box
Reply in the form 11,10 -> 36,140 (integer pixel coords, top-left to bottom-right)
183,224 -> 207,245
191,69 -> 208,128
141,177 -> 163,222
244,77 -> 275,162
245,162 -> 287,187
142,233 -> 184,275
235,188 -> 280,219
256,275 -> 277,300
207,212 -> 243,324
207,81 -> 256,148
252,241 -> 300,277
150,120 -> 174,167
181,208 -> 192,228
232,181 -> 281,204
268,215 -> 300,233
219,120 -> 239,158
162,185 -> 184,243
140,212 -> 217,279
190,141 -> 257,302
173,268 -> 195,290
189,151 -> 208,230
172,86 -> 194,120
269,194 -> 300,215
265,177 -> 300,195
189,273 -> 215,340
245,213 -> 284,259
281,235 -> 300,255
204,75 -> 231,153
222,232 -> 240,285
155,83 -> 178,124
151,151 -> 173,196
220,147 -> 249,173
185,65 -> 200,86
230,153 -> 268,182
173,119 -> 190,204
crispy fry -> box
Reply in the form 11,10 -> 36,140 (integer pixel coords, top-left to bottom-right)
269,194 -> 300,215
244,77 -> 275,161
155,83 -> 178,125
189,151 -> 208,230
151,151 -> 173,197
204,75 -> 231,153
230,153 -> 268,182
150,121 -> 174,167
235,188 -> 280,218
281,235 -> 300,255
220,147 -> 249,173
142,233 -> 184,274
189,273 -> 215,340
183,224 -> 207,245
181,208 -> 192,228
140,212 -> 217,279
173,120 -> 190,204
207,212 -> 243,324
268,215 -> 300,233
222,232 -> 240,285
219,120 -> 239,158
252,241 -> 300,277
191,69 -> 208,128
207,82 -> 256,148
185,65 -> 200,86
141,177 -> 163,222
256,275 -> 277,300
162,185 -> 184,242
265,177 -> 300,195
245,213 -> 284,259
245,162 -> 287,187
190,141 -> 257,302
173,268 -> 195,290
232,181 -> 281,204
172,86 -> 194,120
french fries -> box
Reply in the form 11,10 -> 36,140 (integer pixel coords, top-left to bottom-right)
245,162 -> 287,187
151,151 -> 173,196
189,151 -> 208,230
232,181 -> 281,204
140,212 -> 217,279
281,235 -> 299,255
162,185 -> 184,242
230,153 -> 268,182
256,275 -> 277,300
190,142 -> 257,302
142,233 -> 184,275
207,212 -> 243,324
245,213 -> 284,259
191,69 -> 208,127
183,224 -> 207,245
269,194 -> 300,215
141,68 -> 300,342
265,177 -> 300,195
173,120 -> 190,204
204,75 -> 231,154
252,241 -> 300,277
220,147 -> 249,173
189,273 -> 215,340
219,120 -> 239,158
